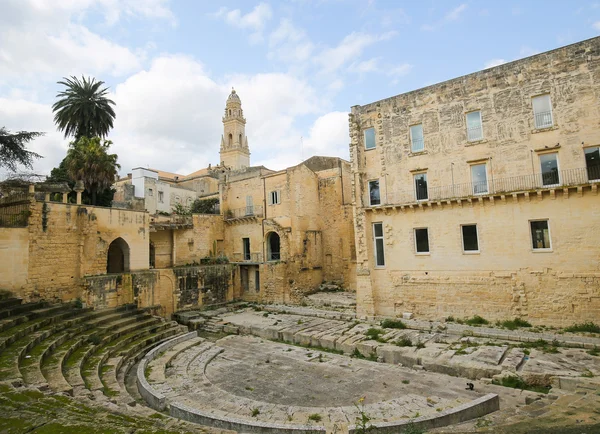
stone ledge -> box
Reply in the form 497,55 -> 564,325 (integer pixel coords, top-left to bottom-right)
136,331 -> 198,411
170,401 -> 327,434
348,393 -> 499,434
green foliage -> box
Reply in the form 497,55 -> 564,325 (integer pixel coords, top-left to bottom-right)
395,337 -> 413,347
351,347 -> 365,359
73,298 -> 83,309
497,318 -> 532,330
63,137 -> 119,206
199,255 -> 229,265
172,203 -> 191,216
587,347 -> 600,356
380,318 -> 407,329
415,341 -> 426,349
190,197 -> 219,214
365,328 -> 383,340
307,413 -> 322,422
0,128 -> 43,171
52,76 -> 116,139
445,316 -> 455,322
87,334 -> 101,345
464,315 -> 489,326
251,408 -> 260,417
564,322 -> 600,334
517,339 -> 560,353
401,422 -> 425,434
492,376 -> 550,394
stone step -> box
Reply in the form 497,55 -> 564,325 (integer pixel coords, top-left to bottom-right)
147,337 -> 205,384
80,319 -> 172,394
0,297 -> 22,312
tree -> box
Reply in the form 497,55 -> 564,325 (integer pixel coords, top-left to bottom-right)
52,76 -> 116,140
0,128 -> 43,171
190,197 -> 219,214
64,137 -> 120,205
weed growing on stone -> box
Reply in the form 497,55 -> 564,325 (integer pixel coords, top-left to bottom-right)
415,341 -> 426,349
587,347 -> 600,356
445,316 -> 455,322
492,376 -> 550,394
496,318 -> 532,330
475,418 -> 493,428
464,315 -> 489,326
308,413 -> 322,422
564,322 -> 600,334
353,397 -> 374,433
263,312 -> 269,317
396,337 -> 413,347
245,386 -> 254,391
351,348 -> 365,359
581,370 -> 595,378
402,380 -> 410,384
401,423 -> 425,434
297,319 -> 304,325
251,408 -> 260,417
381,319 -> 407,329
365,328 -> 383,340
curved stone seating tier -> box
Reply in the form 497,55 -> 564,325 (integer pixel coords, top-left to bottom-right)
137,334 -> 499,433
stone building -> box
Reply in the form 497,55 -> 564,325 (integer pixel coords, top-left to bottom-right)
0,89 -> 356,315
349,36 -> 600,326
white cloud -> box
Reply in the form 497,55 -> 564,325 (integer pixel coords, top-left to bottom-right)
268,19 -> 314,63
213,3 -> 273,44
316,31 -> 397,74
484,58 -> 507,69
302,111 -> 350,161
445,4 -> 467,21
593,21 -> 600,31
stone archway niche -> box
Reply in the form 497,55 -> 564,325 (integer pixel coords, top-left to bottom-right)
107,237 -> 131,273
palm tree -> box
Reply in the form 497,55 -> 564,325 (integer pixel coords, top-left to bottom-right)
52,76 -> 116,139
64,137 -> 120,205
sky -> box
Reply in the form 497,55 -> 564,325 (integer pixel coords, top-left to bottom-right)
1,0 -> 600,178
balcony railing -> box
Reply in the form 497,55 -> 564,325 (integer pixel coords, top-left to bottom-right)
232,252 -> 263,263
377,167 -> 598,208
467,125 -> 483,142
224,205 -> 264,221
534,110 -> 553,129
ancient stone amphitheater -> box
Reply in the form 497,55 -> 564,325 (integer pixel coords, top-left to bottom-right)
1,292 -> 599,434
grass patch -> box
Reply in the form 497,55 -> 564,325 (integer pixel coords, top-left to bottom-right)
251,408 -> 260,417
492,376 -> 550,394
464,315 -> 489,326
587,347 -> 600,357
381,318 -> 406,329
564,322 -> 600,334
308,413 -> 322,422
395,337 -> 413,347
415,341 -> 426,349
497,318 -> 532,330
402,379 -> 410,384
517,339 -> 560,354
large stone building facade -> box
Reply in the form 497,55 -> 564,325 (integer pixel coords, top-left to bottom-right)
349,36 -> 600,326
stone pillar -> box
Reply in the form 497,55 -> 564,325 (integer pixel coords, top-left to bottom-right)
74,180 -> 85,205
62,193 -> 68,204
28,184 -> 35,194
44,193 -> 50,202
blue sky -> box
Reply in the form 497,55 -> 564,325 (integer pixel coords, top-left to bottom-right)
1,0 -> 600,177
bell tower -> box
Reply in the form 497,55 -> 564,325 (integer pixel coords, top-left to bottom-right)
219,88 -> 250,170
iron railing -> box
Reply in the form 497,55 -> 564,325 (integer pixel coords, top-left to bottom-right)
379,166 -> 599,207
224,205 -> 263,220
467,125 -> 483,142
0,193 -> 31,227
232,252 -> 263,263
534,110 -> 553,129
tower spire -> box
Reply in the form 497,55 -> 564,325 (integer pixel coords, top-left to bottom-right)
220,88 -> 250,170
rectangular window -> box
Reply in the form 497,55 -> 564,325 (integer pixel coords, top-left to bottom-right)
368,180 -> 380,206
410,124 -> 424,152
364,128 -> 376,150
471,163 -> 488,195
540,153 -> 559,186
461,225 -> 479,252
530,220 -> 551,250
243,238 -> 250,260
373,223 -> 385,267
466,111 -> 483,141
148,188 -> 153,197
414,173 -> 428,201
532,94 -> 553,129
158,191 -> 164,203
414,228 -> 430,254
255,270 -> 260,292
585,147 -> 600,181
268,191 -> 280,205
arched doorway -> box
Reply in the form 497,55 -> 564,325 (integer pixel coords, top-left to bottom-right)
266,232 -> 280,261
107,237 -> 130,273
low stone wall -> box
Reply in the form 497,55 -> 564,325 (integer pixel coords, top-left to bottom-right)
348,393 -> 499,434
170,401 -> 327,434
136,331 -> 198,410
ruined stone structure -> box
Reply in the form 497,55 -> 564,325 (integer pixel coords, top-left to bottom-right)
349,36 -> 600,326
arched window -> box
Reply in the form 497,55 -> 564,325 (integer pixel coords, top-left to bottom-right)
266,232 -> 281,261
228,133 -> 233,146
228,109 -> 231,116
239,133 -> 242,144
107,237 -> 130,273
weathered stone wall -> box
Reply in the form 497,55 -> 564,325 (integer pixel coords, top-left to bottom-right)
350,37 -> 600,324
175,214 -> 224,265
0,227 -> 29,291
150,230 -> 173,268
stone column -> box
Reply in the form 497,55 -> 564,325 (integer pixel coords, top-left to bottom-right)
62,193 -> 68,204
44,193 -> 50,202
74,180 -> 85,205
